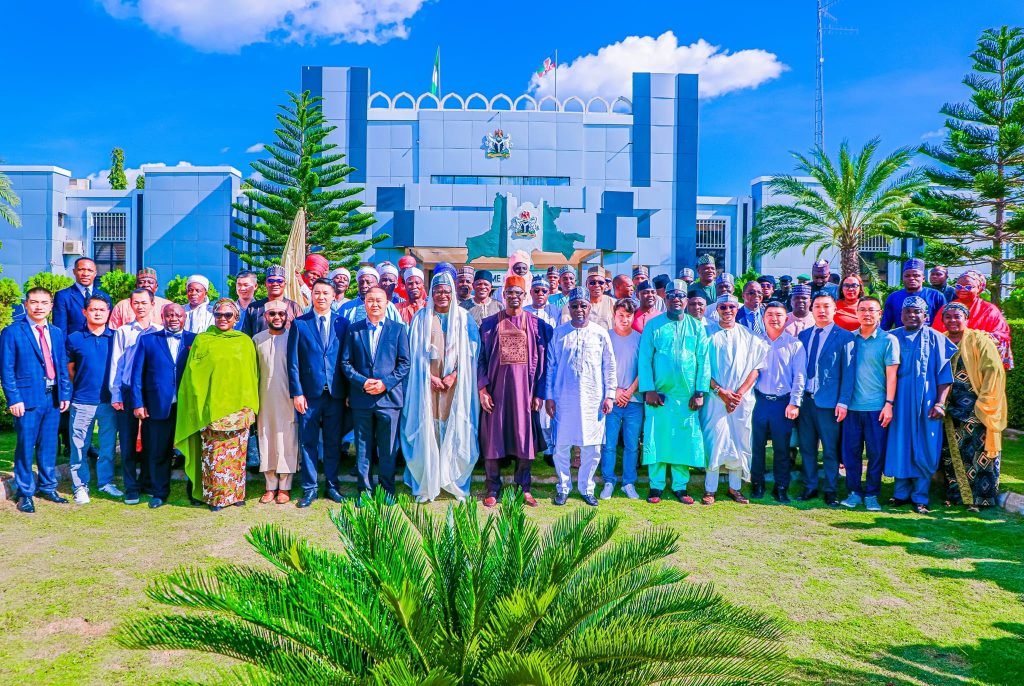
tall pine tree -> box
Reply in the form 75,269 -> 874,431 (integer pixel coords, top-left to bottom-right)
910,26 -> 1024,306
108,148 -> 128,190
228,90 -> 380,271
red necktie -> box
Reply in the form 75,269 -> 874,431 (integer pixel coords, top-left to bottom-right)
36,325 -> 56,380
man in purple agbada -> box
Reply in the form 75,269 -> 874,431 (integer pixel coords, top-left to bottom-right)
477,274 -> 552,508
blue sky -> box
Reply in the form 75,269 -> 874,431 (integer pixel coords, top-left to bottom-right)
1,0 -> 1021,195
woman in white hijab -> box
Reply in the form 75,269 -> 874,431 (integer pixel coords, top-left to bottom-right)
401,272 -> 481,502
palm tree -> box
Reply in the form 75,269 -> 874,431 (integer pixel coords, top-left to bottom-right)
0,165 -> 21,227
117,492 -> 789,684
751,138 -> 926,278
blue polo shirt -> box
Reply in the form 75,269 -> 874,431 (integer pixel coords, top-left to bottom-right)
66,328 -> 115,404
849,327 -> 900,412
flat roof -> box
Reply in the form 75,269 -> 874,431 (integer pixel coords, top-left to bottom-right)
750,175 -> 818,185
0,165 -> 72,176
141,165 -> 242,176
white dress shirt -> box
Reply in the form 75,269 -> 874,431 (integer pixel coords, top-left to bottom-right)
109,320 -> 162,403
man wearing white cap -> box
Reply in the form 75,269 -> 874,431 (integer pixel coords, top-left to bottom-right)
338,266 -> 404,324
376,262 -> 404,303
183,275 -> 215,334
397,267 -> 427,324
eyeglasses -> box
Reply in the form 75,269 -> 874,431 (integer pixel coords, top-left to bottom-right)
568,302 -> 588,309
266,312 -> 287,318
504,289 -> 525,297
587,280 -> 605,287
531,287 -> 548,293
213,312 -> 235,320
718,304 -> 739,311
665,292 -> 686,300
266,278 -> 285,285
842,283 -> 861,289
955,283 -> 977,291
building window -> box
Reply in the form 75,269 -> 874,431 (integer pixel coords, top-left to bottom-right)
92,211 -> 127,276
860,235 -> 892,253
430,175 -> 570,186
57,212 -> 67,228
696,218 -> 727,270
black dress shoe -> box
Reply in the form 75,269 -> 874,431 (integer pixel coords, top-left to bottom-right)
824,492 -> 840,507
553,492 -> 568,506
773,488 -> 792,504
889,497 -> 911,506
188,497 -> 204,507
751,484 -> 766,499
296,494 -> 317,508
210,505 -> 225,512
38,491 -> 69,504
796,488 -> 819,502
581,494 -> 599,507
325,487 -> 344,503
148,497 -> 164,509
17,496 -> 35,513
232,500 -> 245,507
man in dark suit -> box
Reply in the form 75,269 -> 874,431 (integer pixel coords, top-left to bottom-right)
287,278 -> 349,508
341,286 -> 410,504
0,287 -> 73,513
130,303 -> 195,509
797,293 -> 856,506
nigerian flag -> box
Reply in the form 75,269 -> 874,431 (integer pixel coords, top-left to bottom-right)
430,47 -> 440,96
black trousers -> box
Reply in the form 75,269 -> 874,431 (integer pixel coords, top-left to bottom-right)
484,457 -> 533,497
118,385 -> 150,496
142,408 -> 177,500
353,407 -> 401,496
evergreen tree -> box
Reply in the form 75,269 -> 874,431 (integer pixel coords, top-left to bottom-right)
135,174 -> 145,189
108,148 -> 128,190
910,26 -> 1024,306
228,90 -> 380,271
0,165 -> 20,227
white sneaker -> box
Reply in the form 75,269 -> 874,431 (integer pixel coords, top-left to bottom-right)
73,487 -> 90,505
623,484 -> 640,500
100,483 -> 124,498
600,482 -> 615,500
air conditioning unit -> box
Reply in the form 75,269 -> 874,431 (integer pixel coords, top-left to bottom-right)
62,240 -> 84,255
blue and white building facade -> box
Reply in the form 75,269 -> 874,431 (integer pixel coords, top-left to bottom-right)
0,64 -> 915,291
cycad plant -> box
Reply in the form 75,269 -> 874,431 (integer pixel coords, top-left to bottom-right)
752,138 -> 926,278
117,492 -> 788,685
0,165 -> 21,227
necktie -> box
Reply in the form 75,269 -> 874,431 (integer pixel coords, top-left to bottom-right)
36,325 -> 55,380
806,327 -> 823,384
84,287 -> 91,301
318,316 -> 328,347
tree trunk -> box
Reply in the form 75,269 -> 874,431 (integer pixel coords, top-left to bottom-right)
841,234 -> 860,279
991,240 -> 1004,308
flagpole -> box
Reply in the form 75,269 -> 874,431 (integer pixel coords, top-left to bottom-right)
438,45 -> 442,98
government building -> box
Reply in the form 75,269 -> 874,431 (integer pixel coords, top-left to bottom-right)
0,66 -> 915,289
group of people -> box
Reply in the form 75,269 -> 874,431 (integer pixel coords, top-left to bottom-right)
0,250 -> 1009,516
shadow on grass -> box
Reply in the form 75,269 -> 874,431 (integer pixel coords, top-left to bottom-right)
796,622 -> 1024,686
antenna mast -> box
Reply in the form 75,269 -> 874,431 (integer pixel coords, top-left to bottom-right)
816,1 -> 855,152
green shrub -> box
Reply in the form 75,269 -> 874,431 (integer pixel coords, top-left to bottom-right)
0,277 -> 23,330
163,275 -> 220,305
100,269 -> 137,305
23,272 -> 73,297
1006,319 -> 1024,429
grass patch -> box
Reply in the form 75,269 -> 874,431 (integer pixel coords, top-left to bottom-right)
0,434 -> 1021,684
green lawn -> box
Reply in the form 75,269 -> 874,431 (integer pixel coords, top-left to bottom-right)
0,433 -> 1021,684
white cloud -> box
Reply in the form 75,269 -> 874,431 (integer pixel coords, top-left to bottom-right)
246,143 -> 265,153
86,161 -> 193,189
220,146 -> 231,153
528,31 -> 786,102
920,127 -> 946,141
99,0 -> 427,52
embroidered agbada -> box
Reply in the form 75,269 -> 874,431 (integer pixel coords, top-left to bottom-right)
638,313 -> 710,468
545,322 -> 617,446
932,297 -> 1014,369
701,325 -> 768,480
477,311 -> 550,460
883,326 -> 956,480
253,330 -> 298,476
401,302 -> 481,501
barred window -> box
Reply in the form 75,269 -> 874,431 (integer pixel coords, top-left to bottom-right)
696,219 -> 727,269
92,211 -> 127,275
860,234 -> 892,253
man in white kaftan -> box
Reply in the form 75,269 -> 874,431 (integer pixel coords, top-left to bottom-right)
546,287 -> 617,506
701,295 -> 768,505
253,301 -> 299,503
401,272 -> 481,503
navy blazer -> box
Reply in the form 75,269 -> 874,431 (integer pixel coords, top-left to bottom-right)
341,318 -> 411,410
0,319 -> 72,408
798,324 -> 856,409
129,330 -> 196,420
52,285 -> 110,335
287,311 -> 349,399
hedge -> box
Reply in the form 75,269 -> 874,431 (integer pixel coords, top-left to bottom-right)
1006,320 -> 1024,430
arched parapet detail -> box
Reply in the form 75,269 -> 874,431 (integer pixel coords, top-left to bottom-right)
392,92 -> 415,109
489,94 -> 514,110
513,94 -> 538,111
441,93 -> 466,110
611,96 -> 632,114
415,93 -> 440,109
562,96 -> 585,113
465,93 -> 489,110
538,95 -> 560,112
369,92 -> 392,109
586,96 -> 610,113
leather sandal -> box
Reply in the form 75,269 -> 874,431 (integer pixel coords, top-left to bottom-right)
275,491 -> 291,504
701,492 -> 716,506
260,491 -> 276,504
727,488 -> 749,505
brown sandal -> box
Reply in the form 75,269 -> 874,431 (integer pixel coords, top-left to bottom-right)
275,491 -> 291,504
701,492 -> 715,506
260,490 -> 276,504
727,488 -> 749,505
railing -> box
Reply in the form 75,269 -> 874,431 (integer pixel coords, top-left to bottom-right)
368,92 -> 633,115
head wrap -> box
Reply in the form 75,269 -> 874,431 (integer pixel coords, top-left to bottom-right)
757,274 -> 777,287
558,265 -> 574,276
546,265 -> 558,276
779,274 -> 793,284
398,256 -> 417,270
716,294 -> 740,306
356,265 -> 380,281
304,254 -> 329,273
508,249 -> 531,269
697,254 -> 716,267
430,271 -> 455,292
902,295 -> 928,312
435,262 -> 457,280
568,287 -> 589,303
473,269 -> 493,284
903,258 -> 926,273
945,302 -> 970,318
686,289 -> 706,302
632,265 -> 649,278
678,267 -> 695,280
715,273 -> 735,286
186,274 -> 209,290
265,265 -> 286,279
791,284 -> 812,297
378,263 -> 400,278
402,267 -> 424,282
137,267 -> 157,278
635,279 -> 654,292
812,259 -> 830,275
504,275 -> 527,292
668,279 -> 688,295
457,265 -> 476,279
531,275 -> 549,289
328,267 -> 350,280
652,274 -> 671,289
